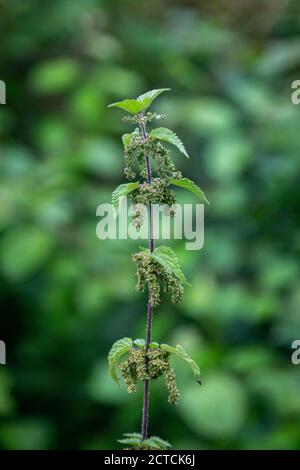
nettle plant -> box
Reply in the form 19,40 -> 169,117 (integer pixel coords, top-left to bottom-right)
107,89 -> 208,450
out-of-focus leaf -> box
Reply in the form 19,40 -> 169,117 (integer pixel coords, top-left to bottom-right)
257,40 -> 300,76
180,374 -> 247,438
185,98 -> 238,134
0,226 -> 54,281
29,58 -> 80,94
205,136 -> 251,181
0,371 -> 14,416
86,362 -> 126,404
0,421 -> 51,450
79,137 -> 121,177
96,66 -> 143,95
249,369 -> 300,416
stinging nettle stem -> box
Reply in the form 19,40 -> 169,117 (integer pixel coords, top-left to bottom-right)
139,116 -> 154,441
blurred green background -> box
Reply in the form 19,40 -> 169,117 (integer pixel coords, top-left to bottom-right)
1,0 -> 300,450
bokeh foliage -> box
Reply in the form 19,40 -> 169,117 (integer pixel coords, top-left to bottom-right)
0,0 -> 300,450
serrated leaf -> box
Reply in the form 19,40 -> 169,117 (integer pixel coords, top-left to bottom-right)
136,88 -> 170,112
118,432 -> 171,449
123,432 -> 142,439
141,439 -> 161,449
122,128 -> 140,150
170,177 -> 209,204
118,437 -> 142,446
152,245 -> 190,287
112,182 -> 139,213
108,98 -> 144,114
150,127 -> 189,158
160,343 -> 201,384
108,338 -> 133,386
108,88 -> 170,114
148,436 -> 172,449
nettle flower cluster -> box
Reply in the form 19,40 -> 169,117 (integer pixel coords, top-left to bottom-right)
132,247 -> 187,306
108,338 -> 201,450
107,89 -> 208,450
118,343 -> 180,405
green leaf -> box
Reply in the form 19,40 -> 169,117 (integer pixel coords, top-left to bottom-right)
108,98 -> 144,114
0,226 -> 54,281
0,371 -> 14,416
108,338 -> 133,386
180,374 -> 247,438
112,182 -> 139,213
146,435 -> 172,449
123,432 -> 142,439
150,127 -> 189,158
122,128 -> 140,150
170,177 -> 209,204
118,433 -> 171,450
152,245 -> 190,287
133,339 -> 145,348
160,343 -> 201,384
108,88 -> 170,114
118,437 -> 141,446
135,88 -> 170,112
29,58 -> 80,95
122,133 -> 133,150
141,438 -> 161,449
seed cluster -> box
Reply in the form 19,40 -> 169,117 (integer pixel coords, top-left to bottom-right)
164,364 -> 180,405
122,112 -> 166,125
124,128 -> 181,186
123,121 -> 183,231
131,203 -> 146,229
152,141 -> 182,181
131,178 -> 176,208
119,348 -> 148,393
124,149 -> 136,180
132,250 -> 184,306
119,348 -> 180,405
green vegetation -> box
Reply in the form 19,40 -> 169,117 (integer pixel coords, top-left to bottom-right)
108,88 -> 206,448
0,0 -> 300,450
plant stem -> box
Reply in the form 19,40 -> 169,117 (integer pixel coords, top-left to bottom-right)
139,117 -> 154,441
